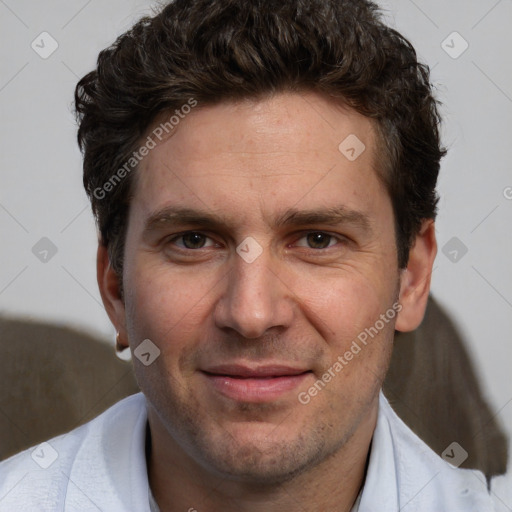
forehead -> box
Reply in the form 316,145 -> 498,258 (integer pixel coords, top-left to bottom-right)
130,92 -> 387,227
146,92 -> 375,166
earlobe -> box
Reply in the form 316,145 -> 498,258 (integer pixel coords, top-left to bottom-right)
395,220 -> 437,333
97,245 -> 129,349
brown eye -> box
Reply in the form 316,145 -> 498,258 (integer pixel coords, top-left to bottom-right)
179,232 -> 208,249
305,232 -> 334,249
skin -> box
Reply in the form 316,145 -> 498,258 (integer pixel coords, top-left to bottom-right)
98,92 -> 437,512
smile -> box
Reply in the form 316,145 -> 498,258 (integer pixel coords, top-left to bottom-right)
201,365 -> 313,402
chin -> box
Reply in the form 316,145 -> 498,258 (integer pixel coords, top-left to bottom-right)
188,421 -> 333,486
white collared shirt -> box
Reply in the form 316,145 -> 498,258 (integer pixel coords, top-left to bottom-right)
0,392 -> 507,511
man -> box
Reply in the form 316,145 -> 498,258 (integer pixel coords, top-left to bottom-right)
0,0 -> 508,510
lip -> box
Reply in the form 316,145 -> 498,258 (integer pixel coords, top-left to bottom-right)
201,364 -> 312,402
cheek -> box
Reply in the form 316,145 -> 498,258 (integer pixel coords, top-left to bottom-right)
124,260 -> 219,350
291,267 -> 397,395
124,264 -> 219,397
291,267 -> 395,345
296,275 -> 396,400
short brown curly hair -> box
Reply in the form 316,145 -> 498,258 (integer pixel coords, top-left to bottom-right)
75,0 -> 445,277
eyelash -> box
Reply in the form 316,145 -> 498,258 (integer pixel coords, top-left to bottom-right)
166,231 -> 347,251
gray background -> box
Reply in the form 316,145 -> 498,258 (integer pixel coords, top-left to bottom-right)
1,0 -> 511,455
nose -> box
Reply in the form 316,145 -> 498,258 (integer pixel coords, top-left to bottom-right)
213,249 -> 294,339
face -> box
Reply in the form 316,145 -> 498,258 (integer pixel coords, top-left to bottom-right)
104,92 -> 426,484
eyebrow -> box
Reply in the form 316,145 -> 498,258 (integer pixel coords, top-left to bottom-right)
274,206 -> 372,233
142,205 -> 373,237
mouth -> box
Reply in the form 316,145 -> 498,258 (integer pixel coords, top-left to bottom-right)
200,364 -> 313,403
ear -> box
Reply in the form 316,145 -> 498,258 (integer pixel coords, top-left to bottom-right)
395,219 -> 437,332
97,244 -> 129,349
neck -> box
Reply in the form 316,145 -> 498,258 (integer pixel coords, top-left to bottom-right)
146,403 -> 376,512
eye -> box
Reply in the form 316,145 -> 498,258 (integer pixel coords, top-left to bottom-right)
294,232 -> 340,249
170,232 -> 216,249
